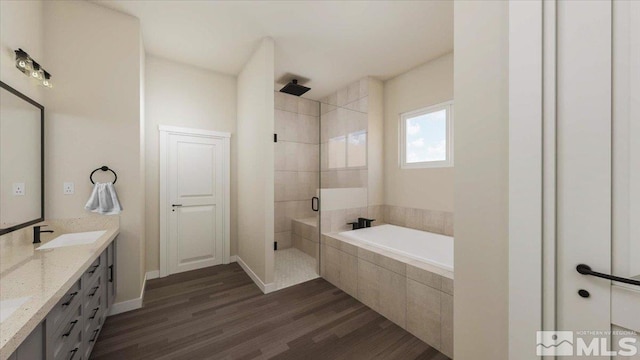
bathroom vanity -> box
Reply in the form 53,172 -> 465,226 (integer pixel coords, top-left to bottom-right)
0,82 -> 120,359
0,217 -> 119,360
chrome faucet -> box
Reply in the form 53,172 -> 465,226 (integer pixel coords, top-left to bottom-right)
33,225 -> 54,244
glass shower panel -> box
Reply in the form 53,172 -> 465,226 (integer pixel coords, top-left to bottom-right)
273,91 -> 321,288
318,80 -> 370,277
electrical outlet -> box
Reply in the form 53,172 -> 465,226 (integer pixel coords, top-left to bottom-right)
63,182 -> 74,195
13,183 -> 25,196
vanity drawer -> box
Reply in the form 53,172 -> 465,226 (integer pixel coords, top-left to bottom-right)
82,252 -> 105,286
83,292 -> 106,334
50,303 -> 82,360
83,273 -> 105,314
47,280 -> 82,334
82,299 -> 106,360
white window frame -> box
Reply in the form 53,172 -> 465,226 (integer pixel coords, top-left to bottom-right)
399,100 -> 454,169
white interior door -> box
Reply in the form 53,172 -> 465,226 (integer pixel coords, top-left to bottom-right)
556,1 -> 640,358
160,127 -> 230,276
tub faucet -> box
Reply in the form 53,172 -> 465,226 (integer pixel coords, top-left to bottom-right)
347,218 -> 376,230
347,221 -> 361,230
33,225 -> 54,244
358,218 -> 376,228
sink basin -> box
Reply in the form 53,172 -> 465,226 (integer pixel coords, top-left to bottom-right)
0,297 -> 31,323
37,230 -> 106,250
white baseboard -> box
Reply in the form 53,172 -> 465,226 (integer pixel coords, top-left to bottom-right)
108,272 -> 146,316
145,270 -> 160,280
236,256 -> 276,294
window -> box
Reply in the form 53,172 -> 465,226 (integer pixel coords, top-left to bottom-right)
400,101 -> 453,169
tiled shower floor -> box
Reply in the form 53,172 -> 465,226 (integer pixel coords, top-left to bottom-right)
274,248 -> 319,290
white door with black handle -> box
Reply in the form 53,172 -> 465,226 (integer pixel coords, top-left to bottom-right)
167,133 -> 224,275
555,1 -> 640,358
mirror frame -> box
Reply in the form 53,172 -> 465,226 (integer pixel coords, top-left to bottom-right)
0,81 -> 45,235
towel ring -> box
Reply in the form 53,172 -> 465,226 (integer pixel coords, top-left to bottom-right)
90,166 -> 118,184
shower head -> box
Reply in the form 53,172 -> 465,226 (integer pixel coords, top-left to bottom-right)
279,79 -> 310,97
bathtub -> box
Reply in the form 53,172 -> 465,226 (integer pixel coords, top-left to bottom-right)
322,224 -> 454,357
338,224 -> 454,272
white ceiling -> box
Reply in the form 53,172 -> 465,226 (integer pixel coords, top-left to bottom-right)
93,0 -> 453,100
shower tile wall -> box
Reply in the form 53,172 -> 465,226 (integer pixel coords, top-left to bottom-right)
274,92 -> 319,249
320,79 -> 369,189
319,78 -> 371,233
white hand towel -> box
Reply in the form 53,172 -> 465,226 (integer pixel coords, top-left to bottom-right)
84,182 -> 123,215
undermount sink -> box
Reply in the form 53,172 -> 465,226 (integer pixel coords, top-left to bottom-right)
37,230 -> 106,250
0,297 -> 32,323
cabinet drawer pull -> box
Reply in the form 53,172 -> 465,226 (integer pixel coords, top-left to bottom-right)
62,292 -> 78,306
87,263 -> 100,274
62,320 -> 78,337
109,264 -> 114,282
89,328 -> 100,342
89,285 -> 100,297
69,347 -> 79,360
89,307 -> 100,320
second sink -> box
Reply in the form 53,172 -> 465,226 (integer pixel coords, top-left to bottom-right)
37,230 -> 106,250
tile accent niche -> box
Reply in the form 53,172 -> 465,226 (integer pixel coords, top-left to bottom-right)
274,92 -> 319,250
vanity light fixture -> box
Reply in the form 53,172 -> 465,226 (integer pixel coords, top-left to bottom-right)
14,48 -> 52,89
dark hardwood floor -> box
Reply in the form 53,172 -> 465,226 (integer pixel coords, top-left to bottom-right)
91,263 -> 449,360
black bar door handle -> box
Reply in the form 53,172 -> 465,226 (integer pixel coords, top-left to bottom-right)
172,204 -> 183,207
311,197 -> 319,212
576,264 -> 640,287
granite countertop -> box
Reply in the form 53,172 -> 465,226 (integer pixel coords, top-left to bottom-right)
0,216 -> 119,359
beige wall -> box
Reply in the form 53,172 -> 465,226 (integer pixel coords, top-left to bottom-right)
43,1 -> 145,303
237,38 -> 275,285
0,0 -> 44,104
144,56 -> 237,272
383,53 -> 454,212
453,2 -> 509,359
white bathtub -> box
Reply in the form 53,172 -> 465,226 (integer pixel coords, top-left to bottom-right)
338,224 -> 454,272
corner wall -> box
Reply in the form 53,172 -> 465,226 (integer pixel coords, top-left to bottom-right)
237,38 -> 275,287
453,2 -> 509,359
383,52 -> 454,213
43,0 -> 145,303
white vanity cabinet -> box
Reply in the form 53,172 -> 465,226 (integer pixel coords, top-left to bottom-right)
8,240 -> 117,360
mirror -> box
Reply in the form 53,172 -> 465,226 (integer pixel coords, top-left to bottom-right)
0,81 -> 44,235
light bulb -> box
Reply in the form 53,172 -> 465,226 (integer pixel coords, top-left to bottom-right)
42,71 -> 53,88
14,49 -> 32,75
31,62 -> 43,80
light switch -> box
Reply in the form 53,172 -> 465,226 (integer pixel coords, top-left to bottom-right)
63,182 -> 74,195
13,183 -> 25,196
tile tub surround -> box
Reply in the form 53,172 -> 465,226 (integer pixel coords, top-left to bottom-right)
274,91 -> 319,251
291,217 -> 318,259
383,205 -> 454,236
320,232 -> 454,358
0,216 -> 119,359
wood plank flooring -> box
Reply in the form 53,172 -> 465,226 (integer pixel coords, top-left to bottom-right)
91,263 -> 450,360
